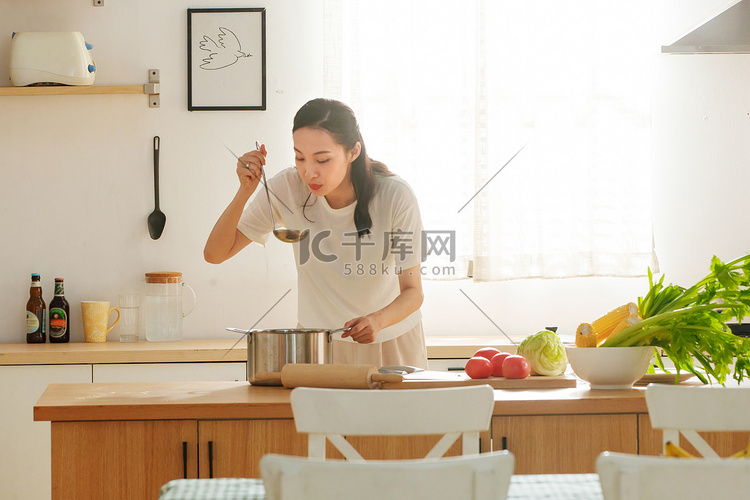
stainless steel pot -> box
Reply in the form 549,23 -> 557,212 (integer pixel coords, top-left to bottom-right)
243,328 -> 338,385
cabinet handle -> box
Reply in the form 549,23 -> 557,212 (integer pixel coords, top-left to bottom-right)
502,436 -> 508,450
182,441 -> 188,479
208,441 -> 215,478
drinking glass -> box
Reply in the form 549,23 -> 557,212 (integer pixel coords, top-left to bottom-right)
118,293 -> 140,343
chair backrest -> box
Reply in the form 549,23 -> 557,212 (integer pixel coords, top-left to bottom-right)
645,384 -> 750,457
597,451 -> 750,500
290,385 -> 494,460
260,450 -> 514,500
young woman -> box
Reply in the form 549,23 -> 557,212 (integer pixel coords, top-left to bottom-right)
205,98 -> 427,368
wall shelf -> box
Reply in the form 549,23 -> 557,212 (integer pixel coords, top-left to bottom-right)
0,69 -> 161,107
0,85 -> 143,96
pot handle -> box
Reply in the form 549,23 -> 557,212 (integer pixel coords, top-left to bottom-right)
326,330 -> 334,364
182,282 -> 197,317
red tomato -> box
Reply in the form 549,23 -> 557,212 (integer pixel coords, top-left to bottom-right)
490,352 -> 511,377
502,355 -> 531,379
465,356 -> 493,379
474,347 -> 501,361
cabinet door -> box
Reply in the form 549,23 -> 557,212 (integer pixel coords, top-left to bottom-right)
638,413 -> 750,457
51,419 -> 197,500
198,419 -> 307,478
197,419 -> 468,478
93,362 -> 246,382
492,414 -> 638,474
0,364 -> 92,500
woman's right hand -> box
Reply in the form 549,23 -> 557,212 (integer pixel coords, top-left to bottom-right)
236,143 -> 267,194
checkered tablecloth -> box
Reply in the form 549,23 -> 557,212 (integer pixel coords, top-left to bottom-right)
508,473 -> 602,499
159,478 -> 265,500
158,473 -> 603,500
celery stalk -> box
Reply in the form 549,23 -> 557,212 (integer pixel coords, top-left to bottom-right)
600,254 -> 750,384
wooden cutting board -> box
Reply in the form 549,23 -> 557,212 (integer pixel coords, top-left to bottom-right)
380,370 -> 578,390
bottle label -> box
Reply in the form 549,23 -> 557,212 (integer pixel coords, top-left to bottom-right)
49,308 -> 67,337
54,282 -> 64,295
26,311 -> 40,333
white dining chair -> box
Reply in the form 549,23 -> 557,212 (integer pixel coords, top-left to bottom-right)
289,385 -> 495,460
260,450 -> 515,500
645,384 -> 750,457
597,451 -> 750,500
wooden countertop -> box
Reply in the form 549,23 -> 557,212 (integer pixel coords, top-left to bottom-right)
0,339 -> 248,365
34,382 -> 295,421
34,380 -> 648,423
0,337 -> 518,366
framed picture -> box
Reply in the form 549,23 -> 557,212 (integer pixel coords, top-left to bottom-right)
187,8 -> 266,111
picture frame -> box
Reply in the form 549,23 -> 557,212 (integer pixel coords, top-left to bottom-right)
187,8 -> 266,111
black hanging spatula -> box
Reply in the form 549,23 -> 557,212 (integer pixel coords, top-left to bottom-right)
147,136 -> 166,239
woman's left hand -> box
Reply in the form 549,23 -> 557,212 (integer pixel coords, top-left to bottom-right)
342,315 -> 382,344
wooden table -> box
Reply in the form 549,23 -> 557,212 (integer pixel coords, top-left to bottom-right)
32,381 -> 638,499
34,380 -> 648,422
35,380 -> 746,500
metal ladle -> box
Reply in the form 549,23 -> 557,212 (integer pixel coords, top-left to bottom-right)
255,141 -> 310,243
222,142 -> 309,244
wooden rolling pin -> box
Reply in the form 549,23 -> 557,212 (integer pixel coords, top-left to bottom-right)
253,364 -> 404,389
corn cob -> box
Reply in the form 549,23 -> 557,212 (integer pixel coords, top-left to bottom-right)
664,440 -> 696,458
575,323 -> 597,347
591,302 -> 638,339
597,315 -> 640,346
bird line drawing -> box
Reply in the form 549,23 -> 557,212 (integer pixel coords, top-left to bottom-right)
199,27 -> 251,70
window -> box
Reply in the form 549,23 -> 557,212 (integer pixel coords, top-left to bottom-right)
324,0 -> 658,280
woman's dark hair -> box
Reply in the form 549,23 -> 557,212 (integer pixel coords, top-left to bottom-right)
293,98 -> 392,237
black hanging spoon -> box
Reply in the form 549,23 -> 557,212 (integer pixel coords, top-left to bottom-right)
147,136 -> 166,239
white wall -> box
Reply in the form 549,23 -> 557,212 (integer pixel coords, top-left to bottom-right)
1,0 -> 748,343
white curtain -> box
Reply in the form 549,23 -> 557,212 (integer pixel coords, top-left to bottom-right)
323,0 -> 659,281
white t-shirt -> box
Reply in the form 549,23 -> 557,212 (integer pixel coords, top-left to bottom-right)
238,167 -> 423,343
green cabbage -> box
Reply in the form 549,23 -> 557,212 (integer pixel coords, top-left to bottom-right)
517,330 -> 568,376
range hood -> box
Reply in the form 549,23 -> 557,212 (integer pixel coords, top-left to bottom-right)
662,0 -> 750,54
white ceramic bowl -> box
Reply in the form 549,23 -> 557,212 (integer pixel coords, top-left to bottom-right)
565,346 -> 654,389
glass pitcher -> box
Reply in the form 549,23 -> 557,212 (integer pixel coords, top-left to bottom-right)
144,272 -> 196,342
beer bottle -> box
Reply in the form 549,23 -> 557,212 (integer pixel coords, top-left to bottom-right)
49,278 -> 70,343
26,273 -> 46,343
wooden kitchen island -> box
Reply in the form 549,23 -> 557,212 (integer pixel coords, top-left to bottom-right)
1,336 -> 517,500
35,379 -> 744,500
